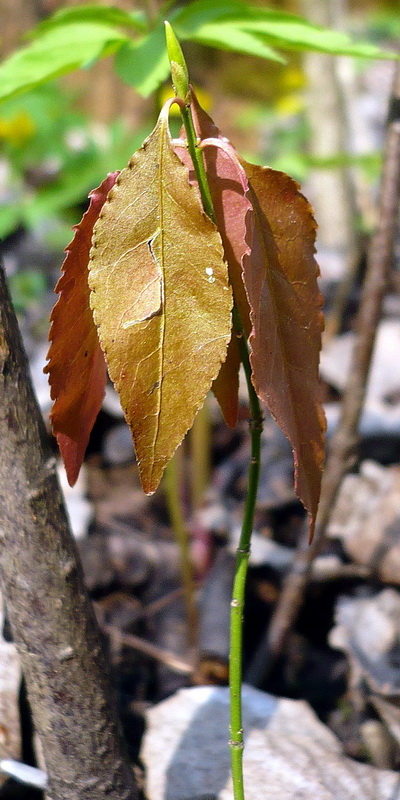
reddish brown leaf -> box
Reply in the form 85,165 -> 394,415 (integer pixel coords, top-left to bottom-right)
175,90 -> 252,426
211,333 -> 241,428
176,92 -> 325,530
44,172 -> 118,485
242,163 -> 326,538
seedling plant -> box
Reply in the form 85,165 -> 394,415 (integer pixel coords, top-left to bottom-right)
0,1 -> 398,796
43,22 -> 326,799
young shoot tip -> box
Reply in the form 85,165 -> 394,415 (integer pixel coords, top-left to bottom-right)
164,21 -> 189,102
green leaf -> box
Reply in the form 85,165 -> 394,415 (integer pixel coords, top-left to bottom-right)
305,151 -> 382,170
171,0 -> 398,60
0,204 -> 23,240
171,0 -> 249,31
180,22 -> 285,63
270,150 -> 382,181
115,25 -> 170,97
27,4 -> 147,37
233,11 -> 400,58
369,11 -> 400,40
0,23 -> 129,103
9,269 -> 47,312
22,125 -> 147,228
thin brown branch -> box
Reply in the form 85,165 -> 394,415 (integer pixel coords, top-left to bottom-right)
103,624 -> 193,675
0,263 -> 137,800
143,586 -> 188,618
246,62 -> 400,686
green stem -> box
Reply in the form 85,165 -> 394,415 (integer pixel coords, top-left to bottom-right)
167,32 -> 264,795
181,99 -> 264,800
229,309 -> 263,800
180,103 -> 216,223
165,23 -> 215,222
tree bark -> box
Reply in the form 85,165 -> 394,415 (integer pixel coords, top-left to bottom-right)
0,262 -> 137,800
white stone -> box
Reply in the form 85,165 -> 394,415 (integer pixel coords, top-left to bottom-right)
0,594 -> 21,785
142,685 -> 398,800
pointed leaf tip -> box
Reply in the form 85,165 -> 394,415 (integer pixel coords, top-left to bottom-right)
89,102 -> 232,494
45,171 -> 119,485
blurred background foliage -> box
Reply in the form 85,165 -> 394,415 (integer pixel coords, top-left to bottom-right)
0,0 -> 398,309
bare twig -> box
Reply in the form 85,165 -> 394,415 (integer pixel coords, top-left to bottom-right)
103,624 -> 193,675
0,263 -> 137,800
246,62 -> 400,686
309,560 -> 371,582
143,586 -> 189,618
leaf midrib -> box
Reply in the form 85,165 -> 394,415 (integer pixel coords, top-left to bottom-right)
148,117 -> 167,481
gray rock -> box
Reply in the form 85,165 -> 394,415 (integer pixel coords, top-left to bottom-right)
142,685 -> 399,800
330,588 -> 400,696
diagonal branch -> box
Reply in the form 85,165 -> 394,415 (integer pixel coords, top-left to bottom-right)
246,62 -> 400,684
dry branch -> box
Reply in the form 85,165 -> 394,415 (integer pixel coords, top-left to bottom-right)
246,62 -> 400,685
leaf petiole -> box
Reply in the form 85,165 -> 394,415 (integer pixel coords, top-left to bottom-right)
180,103 -> 216,223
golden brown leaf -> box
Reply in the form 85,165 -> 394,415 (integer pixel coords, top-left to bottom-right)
89,102 -> 232,494
44,172 -> 118,485
242,163 -> 326,537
